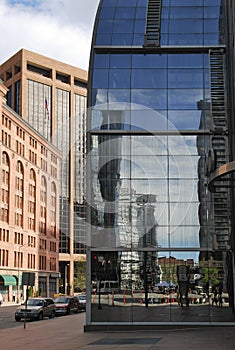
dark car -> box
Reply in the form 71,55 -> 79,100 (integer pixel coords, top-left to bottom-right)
77,294 -> 86,311
15,297 -> 55,321
54,296 -> 79,315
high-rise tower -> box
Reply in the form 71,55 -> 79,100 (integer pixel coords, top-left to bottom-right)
0,49 -> 87,294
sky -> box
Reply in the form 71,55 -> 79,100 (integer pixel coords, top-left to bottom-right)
0,0 -> 100,71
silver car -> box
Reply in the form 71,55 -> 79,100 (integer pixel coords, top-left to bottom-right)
15,297 -> 55,321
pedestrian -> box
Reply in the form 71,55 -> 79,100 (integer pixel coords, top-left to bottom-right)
12,291 -> 15,302
0,292 -> 3,306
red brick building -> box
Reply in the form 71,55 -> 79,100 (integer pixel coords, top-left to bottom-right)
0,81 -> 61,302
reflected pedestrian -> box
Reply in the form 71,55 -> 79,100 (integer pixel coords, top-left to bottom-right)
218,294 -> 223,307
212,293 -> 218,306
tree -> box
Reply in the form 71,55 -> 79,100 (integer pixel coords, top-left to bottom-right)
74,261 -> 86,292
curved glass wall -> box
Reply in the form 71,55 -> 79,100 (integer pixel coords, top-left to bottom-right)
87,0 -> 234,326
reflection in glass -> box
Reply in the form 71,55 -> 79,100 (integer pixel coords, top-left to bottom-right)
88,0 -> 233,326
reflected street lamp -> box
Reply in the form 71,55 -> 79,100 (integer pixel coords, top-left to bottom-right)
65,263 -> 70,295
17,243 -> 33,303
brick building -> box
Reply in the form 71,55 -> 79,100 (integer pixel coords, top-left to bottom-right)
0,81 -> 61,302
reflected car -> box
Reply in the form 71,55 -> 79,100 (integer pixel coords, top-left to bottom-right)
77,294 -> 86,311
54,296 -> 79,315
15,297 -> 55,321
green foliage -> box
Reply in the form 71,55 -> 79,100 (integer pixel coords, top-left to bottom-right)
74,261 -> 86,292
201,267 -> 220,288
28,286 -> 34,297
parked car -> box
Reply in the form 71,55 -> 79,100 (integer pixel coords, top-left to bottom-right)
77,294 -> 86,311
15,297 -> 55,321
54,296 -> 79,315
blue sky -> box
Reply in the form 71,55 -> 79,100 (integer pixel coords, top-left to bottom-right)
0,0 -> 99,70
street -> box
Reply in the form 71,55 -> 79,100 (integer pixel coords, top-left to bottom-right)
0,305 -> 21,330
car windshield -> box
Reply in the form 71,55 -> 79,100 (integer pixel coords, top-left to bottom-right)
78,296 -> 86,300
54,297 -> 69,303
27,299 -> 44,306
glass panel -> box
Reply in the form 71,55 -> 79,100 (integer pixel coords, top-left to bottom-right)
132,69 -> 167,89
167,135 -> 202,156
108,89 -> 131,104
130,155 -> 167,178
169,225 -> 200,248
168,54 -> 205,68
169,19 -> 202,33
92,89 -> 108,106
168,69 -> 204,89
168,89 -> 208,110
109,69 -> 131,88
110,54 -> 131,68
111,33 -> 133,45
118,0 -> 137,6
169,155 -> 199,179
130,109 -> 168,131
204,6 -> 221,18
203,33 -> 222,45
170,0 -> 203,5
133,33 -> 145,45
92,69 -> 109,88
93,54 -> 110,68
132,54 -> 167,68
97,19 -> 114,33
100,7 -> 116,19
134,19 -> 146,33
102,0 -> 117,6
169,179 -> 200,202
113,20 -> 135,33
136,7 -> 147,19
204,0 -> 222,5
163,6 -> 203,18
204,19 -> 220,33
170,203 -> 200,226
131,89 -> 167,110
137,0 -> 147,5
115,7 -> 136,19
168,34 -> 203,46
95,33 -> 112,45
168,110 -> 204,130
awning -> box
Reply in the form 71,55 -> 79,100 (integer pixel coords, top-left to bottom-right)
0,275 -> 17,286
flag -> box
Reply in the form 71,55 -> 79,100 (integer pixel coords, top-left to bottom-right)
45,98 -> 50,120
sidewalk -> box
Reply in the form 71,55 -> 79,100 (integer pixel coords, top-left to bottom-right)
1,301 -> 20,307
1,312 -> 235,350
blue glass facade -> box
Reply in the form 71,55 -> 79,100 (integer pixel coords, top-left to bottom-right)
86,0 -> 235,327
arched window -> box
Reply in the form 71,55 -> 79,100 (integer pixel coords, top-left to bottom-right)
28,168 -> 36,231
15,160 -> 24,227
51,182 -> 57,237
1,152 -> 10,223
40,176 -> 47,235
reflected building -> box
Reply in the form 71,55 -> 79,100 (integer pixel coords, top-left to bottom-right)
86,0 -> 235,328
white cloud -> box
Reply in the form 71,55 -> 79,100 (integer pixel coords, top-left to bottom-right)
0,0 -> 99,70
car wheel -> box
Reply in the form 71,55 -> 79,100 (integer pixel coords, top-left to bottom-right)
15,316 -> 21,322
49,310 -> 55,319
67,308 -> 70,315
75,307 -> 79,314
38,313 -> 43,321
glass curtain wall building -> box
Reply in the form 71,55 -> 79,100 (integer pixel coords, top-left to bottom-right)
86,0 -> 235,327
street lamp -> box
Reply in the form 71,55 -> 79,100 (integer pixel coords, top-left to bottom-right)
17,243 -> 33,303
65,263 -> 70,295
